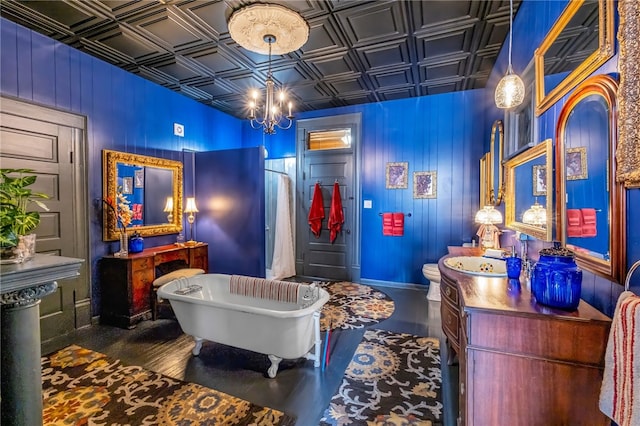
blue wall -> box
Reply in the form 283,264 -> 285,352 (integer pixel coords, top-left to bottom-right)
244,90 -> 491,285
0,17 -> 244,314
488,0 -> 640,315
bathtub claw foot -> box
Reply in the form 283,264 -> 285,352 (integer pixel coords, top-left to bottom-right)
192,337 -> 203,356
267,355 -> 282,378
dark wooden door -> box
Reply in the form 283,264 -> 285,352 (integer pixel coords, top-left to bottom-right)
296,114 -> 360,282
0,100 -> 89,344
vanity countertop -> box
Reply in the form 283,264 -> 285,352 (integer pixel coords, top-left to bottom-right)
439,250 -> 611,323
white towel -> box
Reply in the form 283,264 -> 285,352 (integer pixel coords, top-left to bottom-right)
599,291 -> 640,425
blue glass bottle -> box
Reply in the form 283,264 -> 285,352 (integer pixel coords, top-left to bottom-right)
129,232 -> 144,254
505,246 -> 522,279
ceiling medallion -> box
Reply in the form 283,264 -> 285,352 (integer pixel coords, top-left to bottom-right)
228,3 -> 309,135
228,3 -> 309,55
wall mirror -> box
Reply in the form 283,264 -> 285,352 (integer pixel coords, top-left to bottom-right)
479,152 -> 490,207
556,74 -> 625,282
504,59 -> 536,160
534,0 -> 614,116
486,120 -> 504,206
102,149 -> 183,241
504,139 -> 553,241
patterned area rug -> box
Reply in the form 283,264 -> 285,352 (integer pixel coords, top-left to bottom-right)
319,282 -> 395,331
319,329 -> 443,426
42,345 -> 296,425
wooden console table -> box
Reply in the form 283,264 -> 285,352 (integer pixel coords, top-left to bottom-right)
100,243 -> 208,329
439,247 -> 611,425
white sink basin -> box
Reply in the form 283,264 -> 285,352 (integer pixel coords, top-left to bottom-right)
443,256 -> 507,277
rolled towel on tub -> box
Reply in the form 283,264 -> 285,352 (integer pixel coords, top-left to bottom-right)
230,275 -> 301,304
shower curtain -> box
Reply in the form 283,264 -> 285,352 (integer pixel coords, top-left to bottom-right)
271,174 -> 296,280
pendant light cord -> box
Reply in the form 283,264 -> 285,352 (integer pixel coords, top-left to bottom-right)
508,0 -> 513,72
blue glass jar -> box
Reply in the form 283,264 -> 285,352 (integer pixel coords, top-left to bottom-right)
531,243 -> 582,310
129,232 -> 144,254
505,247 -> 522,279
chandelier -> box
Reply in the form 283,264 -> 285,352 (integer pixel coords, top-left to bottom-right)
228,4 -> 309,135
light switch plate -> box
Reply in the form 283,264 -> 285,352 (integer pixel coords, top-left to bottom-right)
174,123 -> 184,137
363,200 -> 372,209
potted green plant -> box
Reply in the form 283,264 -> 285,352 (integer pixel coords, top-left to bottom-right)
0,168 -> 49,263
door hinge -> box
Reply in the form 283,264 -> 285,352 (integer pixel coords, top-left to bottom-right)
70,151 -> 73,164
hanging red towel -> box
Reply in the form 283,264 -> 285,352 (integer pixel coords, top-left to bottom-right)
566,209 -> 583,237
328,182 -> 344,243
392,212 -> 404,236
581,208 -> 597,237
382,213 -> 394,236
308,183 -> 324,238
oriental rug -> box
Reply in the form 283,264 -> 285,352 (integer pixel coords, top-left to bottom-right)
41,345 -> 296,426
319,329 -> 443,426
319,281 -> 395,331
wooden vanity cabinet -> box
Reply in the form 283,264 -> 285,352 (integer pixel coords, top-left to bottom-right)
439,251 -> 611,426
100,243 -> 208,328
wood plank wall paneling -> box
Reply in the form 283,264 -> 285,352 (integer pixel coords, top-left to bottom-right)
0,17 -> 244,315
246,90 -> 487,285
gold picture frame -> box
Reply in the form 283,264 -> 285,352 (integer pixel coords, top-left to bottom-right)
566,147 -> 588,180
413,171 -> 437,199
386,162 -> 408,189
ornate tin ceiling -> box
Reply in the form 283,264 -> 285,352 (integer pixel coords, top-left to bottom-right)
1,0 -> 521,119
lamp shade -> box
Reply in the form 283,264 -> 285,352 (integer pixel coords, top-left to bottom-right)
184,197 -> 199,214
163,197 -> 173,212
522,201 -> 546,225
475,205 -> 503,225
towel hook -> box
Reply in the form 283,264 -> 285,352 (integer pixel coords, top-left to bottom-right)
624,259 -> 640,291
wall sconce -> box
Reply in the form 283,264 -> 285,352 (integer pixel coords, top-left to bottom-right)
163,197 -> 174,223
184,197 -> 199,246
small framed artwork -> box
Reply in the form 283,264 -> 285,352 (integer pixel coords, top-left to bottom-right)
566,147 -> 588,180
386,162 -> 408,189
413,171 -> 437,199
532,165 -> 547,196
134,169 -> 144,188
122,177 -> 133,194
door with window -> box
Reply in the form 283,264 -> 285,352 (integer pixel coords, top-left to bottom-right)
296,114 -> 361,282
0,97 -> 89,345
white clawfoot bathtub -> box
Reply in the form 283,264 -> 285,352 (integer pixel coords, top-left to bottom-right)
157,273 -> 330,378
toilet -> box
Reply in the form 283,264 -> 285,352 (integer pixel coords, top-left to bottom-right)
423,263 -> 441,302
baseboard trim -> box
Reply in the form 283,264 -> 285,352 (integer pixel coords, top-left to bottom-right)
359,278 -> 428,291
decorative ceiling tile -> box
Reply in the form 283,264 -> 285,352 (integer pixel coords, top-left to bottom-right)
0,0 -> 521,119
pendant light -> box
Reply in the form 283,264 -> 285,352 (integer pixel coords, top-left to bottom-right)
495,0 -> 525,109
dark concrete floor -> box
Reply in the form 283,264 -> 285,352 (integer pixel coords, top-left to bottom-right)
47,284 -> 459,426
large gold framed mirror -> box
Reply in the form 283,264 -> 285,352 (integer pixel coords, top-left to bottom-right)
480,120 -> 504,207
102,150 -> 183,241
504,139 -> 553,241
556,74 -> 625,282
534,0 -> 614,116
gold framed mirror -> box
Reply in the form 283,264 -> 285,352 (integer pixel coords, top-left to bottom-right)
556,74 -> 625,282
534,0 -> 614,116
504,139 -> 553,241
480,152 -> 490,207
102,150 -> 183,241
484,120 -> 504,206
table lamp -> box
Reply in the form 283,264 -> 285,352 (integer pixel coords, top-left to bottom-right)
184,197 -> 199,246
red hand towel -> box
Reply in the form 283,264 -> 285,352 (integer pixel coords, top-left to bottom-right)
382,213 -> 393,236
392,212 -> 404,236
581,208 -> 597,237
566,209 -> 583,237
328,182 -> 344,243
308,183 -> 324,238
